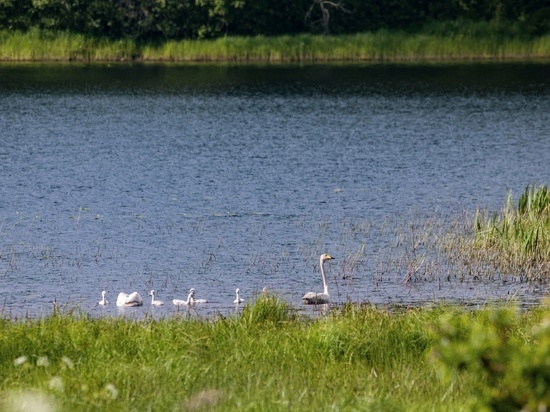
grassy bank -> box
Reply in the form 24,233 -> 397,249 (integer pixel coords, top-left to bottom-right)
0,296 -> 549,411
1,25 -> 549,62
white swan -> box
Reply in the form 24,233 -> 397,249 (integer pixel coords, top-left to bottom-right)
234,288 -> 244,304
116,291 -> 143,307
302,253 -> 334,304
190,288 -> 208,304
149,289 -> 164,306
98,291 -> 108,306
173,289 -> 194,306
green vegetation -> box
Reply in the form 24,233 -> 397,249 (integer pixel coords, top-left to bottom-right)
2,0 -> 550,62
1,0 -> 548,61
0,297 -> 549,411
141,29 -> 550,62
474,185 -> 550,280
433,304 -> 550,411
1,24 -> 549,62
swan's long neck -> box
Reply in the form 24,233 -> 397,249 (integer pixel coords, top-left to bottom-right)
151,292 -> 155,303
320,256 -> 329,296
187,292 -> 193,305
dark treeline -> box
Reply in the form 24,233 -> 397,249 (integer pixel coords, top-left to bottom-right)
0,0 -> 548,40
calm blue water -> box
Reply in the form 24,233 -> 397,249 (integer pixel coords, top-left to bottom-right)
0,62 -> 549,318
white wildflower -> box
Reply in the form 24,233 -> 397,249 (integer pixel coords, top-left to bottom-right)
14,355 -> 28,367
105,383 -> 118,400
48,376 -> 64,392
184,389 -> 224,411
37,356 -> 50,367
1,389 -> 58,412
61,356 -> 74,369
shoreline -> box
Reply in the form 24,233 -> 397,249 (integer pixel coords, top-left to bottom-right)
1,30 -> 548,63
1,56 -> 550,63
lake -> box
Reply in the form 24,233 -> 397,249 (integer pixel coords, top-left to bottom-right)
0,62 -> 549,318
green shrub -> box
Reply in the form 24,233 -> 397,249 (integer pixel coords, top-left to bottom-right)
432,304 -> 550,411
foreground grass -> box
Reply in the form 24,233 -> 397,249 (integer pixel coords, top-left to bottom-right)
0,26 -> 549,62
0,296 -> 548,411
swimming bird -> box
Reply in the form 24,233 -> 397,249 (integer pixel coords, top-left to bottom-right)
116,291 -> 143,307
190,288 -> 208,304
302,253 -> 334,304
173,289 -> 194,306
234,288 -> 244,304
149,289 -> 164,306
98,291 -> 108,306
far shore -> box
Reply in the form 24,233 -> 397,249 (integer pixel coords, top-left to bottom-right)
1,30 -> 549,63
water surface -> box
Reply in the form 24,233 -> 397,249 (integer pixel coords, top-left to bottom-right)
0,62 -> 549,318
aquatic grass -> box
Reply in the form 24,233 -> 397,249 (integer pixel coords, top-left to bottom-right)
472,184 -> 550,279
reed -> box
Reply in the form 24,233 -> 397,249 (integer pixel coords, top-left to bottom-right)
138,31 -> 550,62
473,184 -> 550,280
0,29 -> 138,61
1,23 -> 548,62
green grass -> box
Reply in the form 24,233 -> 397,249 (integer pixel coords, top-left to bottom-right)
473,184 -> 550,280
0,28 -> 138,61
1,23 -> 549,62
1,296 -> 548,411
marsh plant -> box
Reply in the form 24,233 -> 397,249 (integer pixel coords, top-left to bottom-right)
473,184 -> 550,280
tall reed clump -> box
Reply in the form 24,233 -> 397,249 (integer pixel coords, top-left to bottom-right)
474,184 -> 550,279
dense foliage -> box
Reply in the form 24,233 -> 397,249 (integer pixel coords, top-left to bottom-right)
0,0 -> 548,40
433,305 -> 550,411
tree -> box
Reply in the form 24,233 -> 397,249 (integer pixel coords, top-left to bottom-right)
195,0 -> 245,38
305,0 -> 350,34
